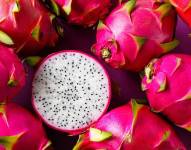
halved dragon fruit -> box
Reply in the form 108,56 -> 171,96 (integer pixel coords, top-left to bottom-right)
168,0 -> 191,27
45,0 -> 111,27
92,0 -> 178,72
32,50 -> 111,134
73,100 -> 185,150
0,0 -> 58,55
0,102 -> 50,150
142,54 -> 191,132
0,44 -> 25,103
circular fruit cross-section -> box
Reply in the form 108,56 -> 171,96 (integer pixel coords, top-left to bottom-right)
32,50 -> 111,133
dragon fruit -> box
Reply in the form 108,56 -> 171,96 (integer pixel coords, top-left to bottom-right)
168,0 -> 191,27
0,45 -> 25,103
32,50 -> 111,134
0,0 -> 58,56
73,100 -> 185,150
142,54 -> 191,132
92,0 -> 178,72
45,0 -> 111,27
0,102 -> 51,150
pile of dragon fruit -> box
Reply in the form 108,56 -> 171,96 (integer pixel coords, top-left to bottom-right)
0,0 -> 191,149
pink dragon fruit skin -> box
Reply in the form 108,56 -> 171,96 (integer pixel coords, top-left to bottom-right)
0,0 -> 58,56
167,0 -> 191,28
73,100 -> 185,150
142,54 -> 191,132
49,0 -> 111,27
92,0 -> 178,72
0,45 -> 25,103
0,102 -> 51,150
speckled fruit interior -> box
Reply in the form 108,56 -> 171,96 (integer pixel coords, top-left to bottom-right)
32,51 -> 110,131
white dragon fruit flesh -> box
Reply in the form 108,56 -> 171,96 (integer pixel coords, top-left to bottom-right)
32,50 -> 111,135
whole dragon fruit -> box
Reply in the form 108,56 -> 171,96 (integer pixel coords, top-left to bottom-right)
0,0 -> 58,56
45,0 -> 111,27
142,54 -> 191,132
73,100 -> 185,150
92,0 -> 178,72
0,102 -> 51,150
168,0 -> 191,27
32,50 -> 111,135
0,45 -> 25,103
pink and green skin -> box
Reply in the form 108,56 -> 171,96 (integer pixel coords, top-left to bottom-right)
0,0 -> 58,56
73,100 -> 185,150
92,0 -> 178,72
49,0 -> 111,27
142,54 -> 191,132
0,103 -> 51,150
165,0 -> 191,27
0,45 -> 25,103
